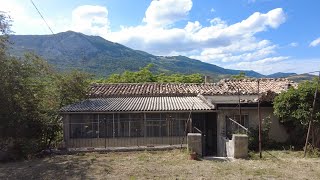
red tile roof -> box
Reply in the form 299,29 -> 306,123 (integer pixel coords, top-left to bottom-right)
88,78 -> 297,98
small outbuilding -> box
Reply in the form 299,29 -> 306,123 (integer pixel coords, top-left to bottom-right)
60,78 -> 296,156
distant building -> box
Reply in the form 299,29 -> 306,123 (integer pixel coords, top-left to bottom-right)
60,78 -> 297,156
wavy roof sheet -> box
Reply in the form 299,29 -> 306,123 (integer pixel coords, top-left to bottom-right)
60,96 -> 214,113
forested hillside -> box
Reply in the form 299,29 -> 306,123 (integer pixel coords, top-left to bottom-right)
9,31 -> 264,80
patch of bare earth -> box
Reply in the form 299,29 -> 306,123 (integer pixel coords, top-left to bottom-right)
0,150 -> 320,179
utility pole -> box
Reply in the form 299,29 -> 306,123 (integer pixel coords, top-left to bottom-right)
238,87 -> 242,133
258,80 -> 262,158
304,71 -> 320,157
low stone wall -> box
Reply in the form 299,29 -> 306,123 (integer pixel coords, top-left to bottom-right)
187,133 -> 202,156
66,136 -> 186,148
226,134 -> 248,159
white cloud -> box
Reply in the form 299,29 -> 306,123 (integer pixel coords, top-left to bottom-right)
289,42 -> 298,47
310,37 -> 320,47
143,0 -> 192,27
66,3 -> 288,73
71,5 -> 109,35
229,58 -> 319,75
223,8 -> 285,36
209,18 -> 226,26
189,39 -> 276,63
1,0 -> 290,74
105,7 -> 285,57
185,21 -> 202,33
210,8 -> 215,13
0,0 -> 70,34
226,56 -> 290,74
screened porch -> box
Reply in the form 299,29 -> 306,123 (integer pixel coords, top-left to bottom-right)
63,112 -> 190,148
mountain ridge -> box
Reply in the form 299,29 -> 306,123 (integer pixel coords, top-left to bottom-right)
8,31 -> 298,80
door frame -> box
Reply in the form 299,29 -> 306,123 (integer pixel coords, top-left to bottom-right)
191,112 -> 217,156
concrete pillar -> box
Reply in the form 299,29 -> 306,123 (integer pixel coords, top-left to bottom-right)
63,114 -> 70,148
226,134 -> 248,158
187,133 -> 202,156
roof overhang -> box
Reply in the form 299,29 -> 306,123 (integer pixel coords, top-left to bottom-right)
60,96 -> 215,114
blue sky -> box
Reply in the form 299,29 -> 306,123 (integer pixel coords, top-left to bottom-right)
1,0 -> 320,75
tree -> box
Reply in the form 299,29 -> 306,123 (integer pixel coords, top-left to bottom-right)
0,11 -> 12,56
56,70 -> 91,107
98,64 -> 204,83
273,78 -> 320,148
232,72 -> 246,79
0,13 -> 92,160
156,73 -> 203,83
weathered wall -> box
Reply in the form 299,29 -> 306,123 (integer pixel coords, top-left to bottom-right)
226,134 -> 248,158
214,107 -> 289,156
66,136 -> 186,148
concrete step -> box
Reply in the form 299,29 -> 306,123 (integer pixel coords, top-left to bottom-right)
202,156 -> 234,161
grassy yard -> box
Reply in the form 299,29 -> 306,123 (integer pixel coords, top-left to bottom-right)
0,149 -> 320,180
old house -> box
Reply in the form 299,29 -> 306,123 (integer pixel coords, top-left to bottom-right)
60,78 -> 297,156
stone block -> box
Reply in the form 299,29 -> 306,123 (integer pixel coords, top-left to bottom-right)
187,133 -> 202,156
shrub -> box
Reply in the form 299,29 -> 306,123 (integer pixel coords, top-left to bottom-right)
248,116 -> 272,151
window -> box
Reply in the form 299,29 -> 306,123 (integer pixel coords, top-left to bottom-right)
234,115 -> 249,128
226,114 -> 249,139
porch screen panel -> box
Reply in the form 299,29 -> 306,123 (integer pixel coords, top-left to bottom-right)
176,113 -> 188,136
118,114 -> 130,137
99,114 -> 114,138
146,113 -> 167,137
129,113 -> 144,137
70,114 -> 98,138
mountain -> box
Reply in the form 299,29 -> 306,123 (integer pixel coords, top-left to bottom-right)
8,31 -> 266,80
266,72 -> 297,78
287,73 -> 317,82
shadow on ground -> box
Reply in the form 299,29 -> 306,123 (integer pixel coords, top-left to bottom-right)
0,154 -> 112,180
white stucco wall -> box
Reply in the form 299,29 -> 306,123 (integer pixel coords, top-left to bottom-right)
215,108 -> 289,156
205,95 -> 289,156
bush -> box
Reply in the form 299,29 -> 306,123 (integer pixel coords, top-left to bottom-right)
248,116 -> 272,151
306,144 -> 320,158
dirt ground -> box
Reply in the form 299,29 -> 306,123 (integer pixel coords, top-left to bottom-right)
0,149 -> 320,180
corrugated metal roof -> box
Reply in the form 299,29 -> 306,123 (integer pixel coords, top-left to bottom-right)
60,96 -> 214,113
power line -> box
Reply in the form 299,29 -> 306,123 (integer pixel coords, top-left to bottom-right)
30,0 -> 54,35
30,0 -> 89,69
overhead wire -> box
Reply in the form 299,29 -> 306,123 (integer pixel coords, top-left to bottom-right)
30,0 -> 54,35
30,0 -> 88,69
